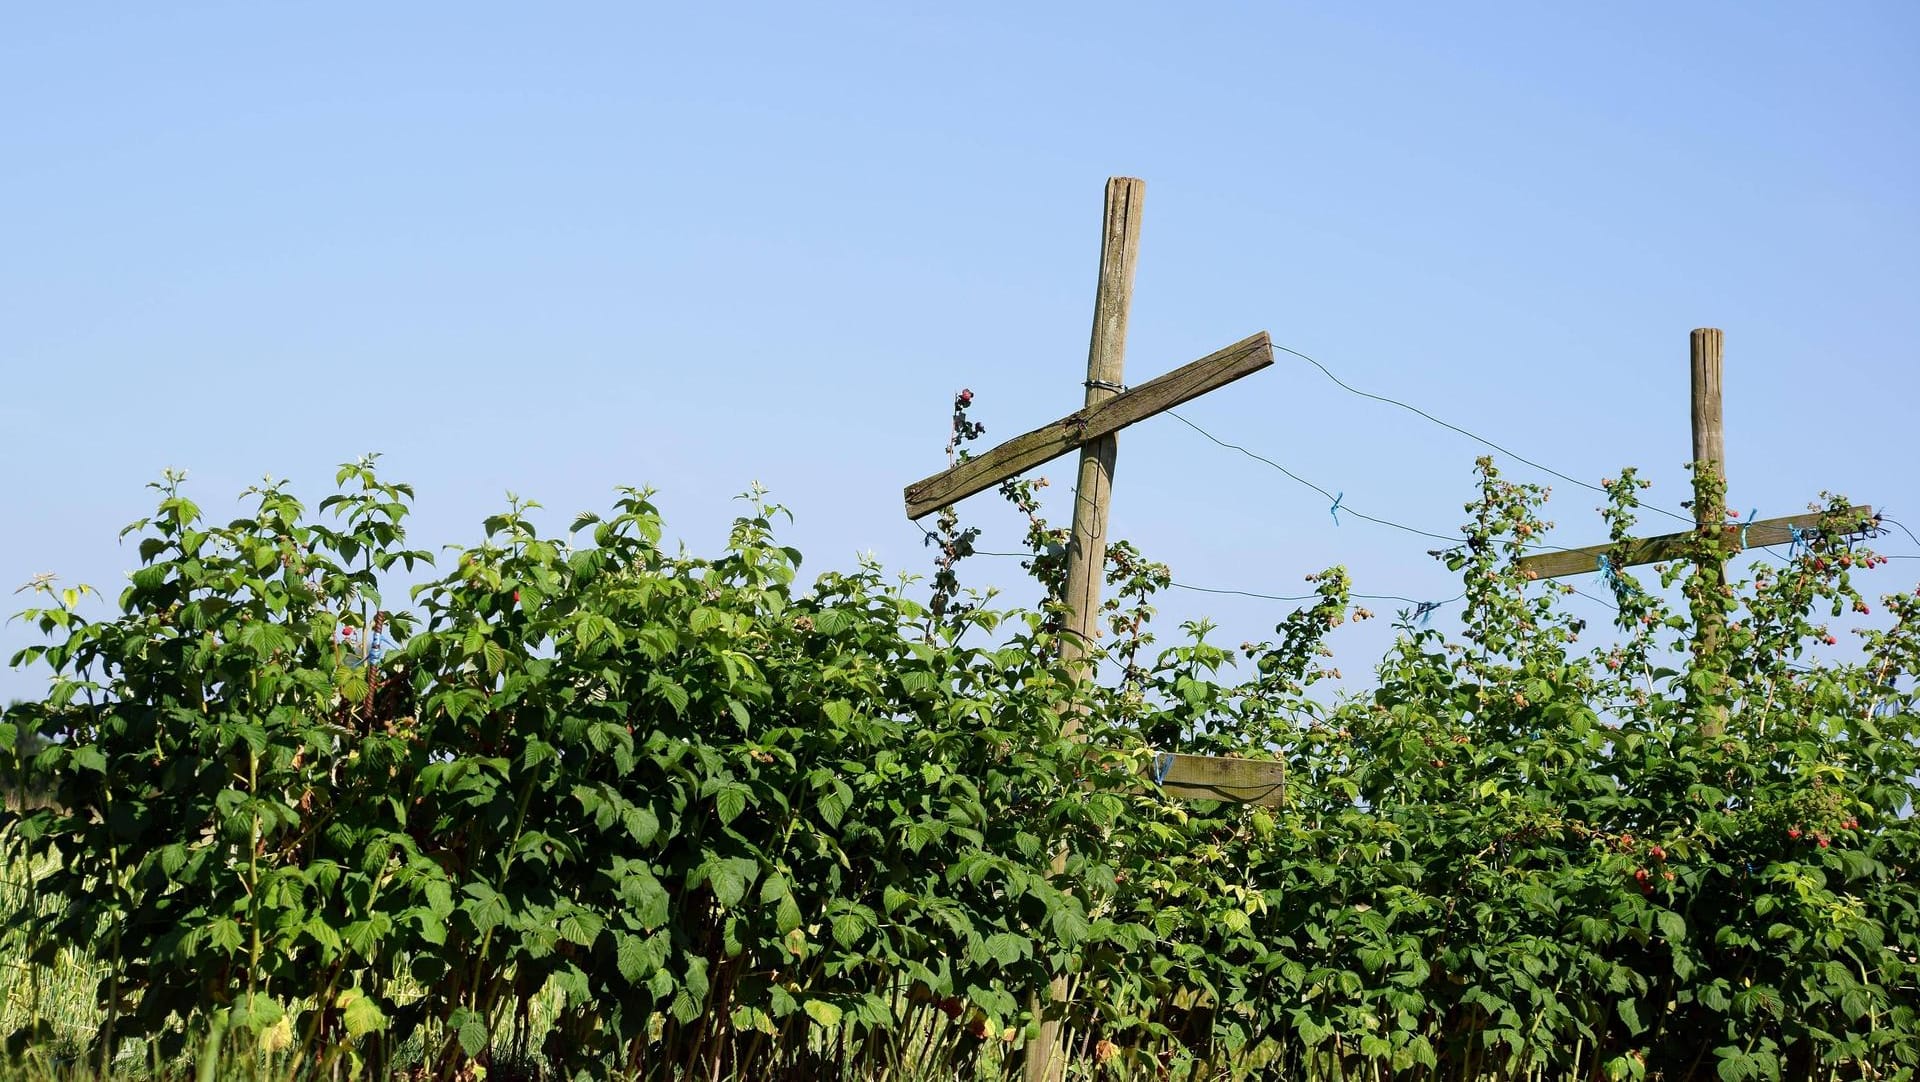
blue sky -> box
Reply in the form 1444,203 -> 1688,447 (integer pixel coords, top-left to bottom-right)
4,4 -> 1916,700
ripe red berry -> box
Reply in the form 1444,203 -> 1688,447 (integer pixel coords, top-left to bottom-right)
1633,867 -> 1649,881
1788,826 -> 1802,840
1823,635 -> 1837,646
1817,836 -> 1830,848
1649,845 -> 1666,861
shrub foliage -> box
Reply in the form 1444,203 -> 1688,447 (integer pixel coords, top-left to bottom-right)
3,454 -> 1917,1081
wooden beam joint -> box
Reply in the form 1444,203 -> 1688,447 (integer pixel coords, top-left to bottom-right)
903,332 -> 1274,520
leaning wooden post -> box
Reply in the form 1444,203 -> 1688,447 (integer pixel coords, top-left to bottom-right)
1025,176 -> 1143,1082
1689,327 -> 1729,737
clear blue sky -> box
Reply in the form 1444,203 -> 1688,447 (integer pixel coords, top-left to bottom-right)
4,4 -> 1916,701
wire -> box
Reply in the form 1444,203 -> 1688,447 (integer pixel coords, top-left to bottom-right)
1166,582 -> 1317,602
1164,410 -> 1471,546
1166,409 -> 1583,557
1167,582 -> 1463,608
1276,341 -> 1697,526
915,522 -> 1461,612
1877,516 -> 1920,548
1569,587 -> 1621,611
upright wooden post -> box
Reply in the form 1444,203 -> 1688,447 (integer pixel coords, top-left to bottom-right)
1059,177 -> 1146,692
1025,176 -> 1143,1082
1690,328 -> 1729,736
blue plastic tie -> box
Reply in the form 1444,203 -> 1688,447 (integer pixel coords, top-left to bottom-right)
1738,509 -> 1757,549
1787,525 -> 1805,559
1328,492 -> 1344,526
1412,600 -> 1441,626
1598,554 -> 1638,598
1152,752 -> 1176,785
341,628 -> 393,668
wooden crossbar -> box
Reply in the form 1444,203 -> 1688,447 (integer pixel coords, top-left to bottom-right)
1516,505 -> 1876,580
903,332 -> 1274,520
1153,752 -> 1287,807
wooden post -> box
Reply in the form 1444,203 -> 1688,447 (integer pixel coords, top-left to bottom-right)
1690,328 -> 1728,737
898,177 -> 1285,1076
1060,177 -> 1145,692
1025,176 -> 1144,1082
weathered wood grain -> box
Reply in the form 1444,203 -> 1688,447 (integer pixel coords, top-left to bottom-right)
903,331 -> 1274,520
1516,506 -> 1875,580
1690,328 -> 1730,736
1152,752 -> 1287,808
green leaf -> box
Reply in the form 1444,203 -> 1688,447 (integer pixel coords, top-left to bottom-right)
1656,910 -> 1686,943
1617,997 -> 1646,1035
715,783 -> 749,827
647,674 -> 689,714
759,873 -> 791,904
207,918 -> 243,955
704,856 -> 756,908
455,1008 -> 489,1058
831,909 -> 867,948
776,894 -> 803,935
984,932 -> 1026,967
624,868 -> 671,930
1051,902 -> 1092,948
464,883 -> 509,933
816,779 -> 853,828
557,907 -> 604,947
616,932 -> 652,983
802,999 -> 843,1028
337,990 -> 387,1039
624,804 -> 661,846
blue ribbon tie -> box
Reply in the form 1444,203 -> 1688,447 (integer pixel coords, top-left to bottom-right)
1153,752 -> 1176,785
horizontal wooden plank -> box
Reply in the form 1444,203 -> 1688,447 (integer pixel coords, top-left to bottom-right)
1516,505 -> 1876,580
903,332 -> 1274,520
1151,751 -> 1286,807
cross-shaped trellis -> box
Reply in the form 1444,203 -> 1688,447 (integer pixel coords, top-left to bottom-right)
902,177 -> 1291,808
1515,328 -> 1876,734
902,175 -> 1293,1082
